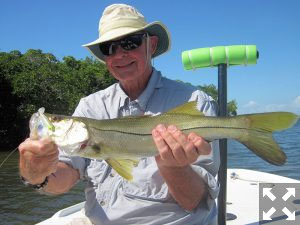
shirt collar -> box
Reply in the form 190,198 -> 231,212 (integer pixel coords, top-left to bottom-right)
116,67 -> 163,110
137,68 -> 163,111
115,83 -> 129,108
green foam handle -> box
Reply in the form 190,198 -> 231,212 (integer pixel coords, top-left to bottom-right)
182,45 -> 258,70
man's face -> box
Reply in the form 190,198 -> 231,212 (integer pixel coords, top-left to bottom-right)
104,34 -> 158,85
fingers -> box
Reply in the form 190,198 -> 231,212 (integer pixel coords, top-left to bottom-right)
165,125 -> 197,165
18,137 -> 59,181
152,124 -> 212,167
37,138 -> 58,156
19,138 -> 58,157
159,125 -> 186,164
188,133 -> 212,155
152,128 -> 177,165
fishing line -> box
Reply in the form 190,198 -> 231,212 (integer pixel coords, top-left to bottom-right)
0,147 -> 18,169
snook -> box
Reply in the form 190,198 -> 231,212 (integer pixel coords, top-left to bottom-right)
29,102 -> 299,180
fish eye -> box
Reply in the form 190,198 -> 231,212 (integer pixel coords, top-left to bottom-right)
38,124 -> 43,131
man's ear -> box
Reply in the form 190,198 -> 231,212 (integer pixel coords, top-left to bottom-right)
150,36 -> 159,55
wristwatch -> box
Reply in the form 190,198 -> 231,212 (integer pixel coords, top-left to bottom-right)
20,175 -> 49,191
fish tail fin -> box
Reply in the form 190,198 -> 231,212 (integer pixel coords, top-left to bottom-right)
240,130 -> 287,165
246,112 -> 299,132
237,112 -> 299,165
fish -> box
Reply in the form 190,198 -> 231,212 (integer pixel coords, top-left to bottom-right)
29,102 -> 299,180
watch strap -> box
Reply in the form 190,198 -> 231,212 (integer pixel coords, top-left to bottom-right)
20,175 -> 49,191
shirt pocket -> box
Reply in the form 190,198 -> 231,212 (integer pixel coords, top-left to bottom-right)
121,158 -> 172,202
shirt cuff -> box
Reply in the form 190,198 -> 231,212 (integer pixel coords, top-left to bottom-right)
191,164 -> 220,208
58,150 -> 88,180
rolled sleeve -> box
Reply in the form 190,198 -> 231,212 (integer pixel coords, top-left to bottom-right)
192,141 -> 220,211
191,164 -> 219,200
193,90 -> 218,117
59,150 -> 89,180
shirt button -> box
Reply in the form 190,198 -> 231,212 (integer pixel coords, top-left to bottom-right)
100,200 -> 105,206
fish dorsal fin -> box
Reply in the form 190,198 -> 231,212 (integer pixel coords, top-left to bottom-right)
105,158 -> 139,181
166,101 -> 204,116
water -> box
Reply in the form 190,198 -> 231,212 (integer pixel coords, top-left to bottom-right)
0,152 -> 85,225
228,120 -> 300,180
0,120 -> 299,225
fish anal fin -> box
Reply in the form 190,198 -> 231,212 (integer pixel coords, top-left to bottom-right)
105,158 -> 139,181
166,101 -> 204,116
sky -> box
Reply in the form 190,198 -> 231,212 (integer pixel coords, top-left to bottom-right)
1,0 -> 300,114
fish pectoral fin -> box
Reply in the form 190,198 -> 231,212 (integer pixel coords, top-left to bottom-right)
105,158 -> 139,181
166,101 -> 204,116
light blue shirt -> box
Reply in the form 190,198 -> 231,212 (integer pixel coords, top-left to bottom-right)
59,68 -> 220,225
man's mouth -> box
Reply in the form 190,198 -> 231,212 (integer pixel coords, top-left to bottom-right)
116,61 -> 135,68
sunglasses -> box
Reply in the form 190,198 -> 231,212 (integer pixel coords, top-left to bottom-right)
99,33 -> 147,56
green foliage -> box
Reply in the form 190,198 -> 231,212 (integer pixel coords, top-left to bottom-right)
176,81 -> 238,116
0,49 -> 116,149
227,100 -> 238,116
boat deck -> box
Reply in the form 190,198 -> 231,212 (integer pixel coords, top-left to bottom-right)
37,169 -> 300,225
227,169 -> 300,225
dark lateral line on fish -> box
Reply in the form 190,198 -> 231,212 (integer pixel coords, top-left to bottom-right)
94,126 -> 269,136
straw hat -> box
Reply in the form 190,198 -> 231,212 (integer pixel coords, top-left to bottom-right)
83,4 -> 171,63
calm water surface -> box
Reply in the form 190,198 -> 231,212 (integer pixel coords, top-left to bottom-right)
228,119 -> 300,180
0,152 -> 85,225
0,120 -> 299,225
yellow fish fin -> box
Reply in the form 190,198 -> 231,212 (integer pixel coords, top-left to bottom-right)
244,112 -> 299,132
166,101 -> 204,116
237,112 -> 299,165
105,158 -> 139,181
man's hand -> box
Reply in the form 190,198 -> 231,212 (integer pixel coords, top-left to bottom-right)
18,138 -> 59,184
151,124 -> 211,211
19,138 -> 80,194
152,124 -> 211,168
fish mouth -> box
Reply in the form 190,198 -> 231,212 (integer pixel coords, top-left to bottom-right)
50,118 -> 89,155
78,140 -> 89,152
59,139 -> 89,155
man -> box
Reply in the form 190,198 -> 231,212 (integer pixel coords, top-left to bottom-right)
19,4 -> 219,225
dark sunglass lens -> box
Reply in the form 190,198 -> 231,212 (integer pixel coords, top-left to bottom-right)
99,42 -> 112,56
100,34 -> 145,55
109,43 -> 118,55
121,34 -> 144,50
